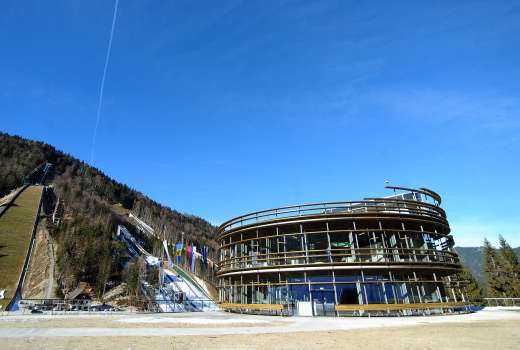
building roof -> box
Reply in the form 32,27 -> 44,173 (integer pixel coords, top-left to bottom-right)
66,286 -> 91,300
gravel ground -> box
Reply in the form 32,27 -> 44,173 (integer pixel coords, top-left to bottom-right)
0,308 -> 519,349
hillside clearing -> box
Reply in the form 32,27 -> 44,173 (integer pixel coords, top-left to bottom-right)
0,186 -> 43,310
22,219 -> 56,299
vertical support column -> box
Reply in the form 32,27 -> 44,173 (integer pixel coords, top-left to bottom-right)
240,274 -> 243,304
301,224 -> 309,264
433,272 -> 443,304
379,221 -> 388,262
389,271 -> 398,305
326,222 -> 332,263
402,222 -> 410,262
275,271 -> 281,306
251,280 -> 255,304
240,232 -> 243,268
275,226 -> 280,255
382,281 -> 388,304
447,276 -> 457,302
255,229 -> 259,268
234,239 -> 238,269
361,270 -> 368,304
229,276 -> 232,304
353,221 -> 359,263
413,271 -> 423,304
284,272 -> 290,314
382,279 -> 390,315
265,236 -> 269,267
332,269 -> 339,317
349,230 -> 355,262
283,230 -> 287,266
305,271 -> 313,315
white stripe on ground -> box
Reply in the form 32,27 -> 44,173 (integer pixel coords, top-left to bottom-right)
118,317 -> 270,324
0,309 -> 519,338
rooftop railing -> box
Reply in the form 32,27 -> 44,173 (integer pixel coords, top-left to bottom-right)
218,199 -> 447,235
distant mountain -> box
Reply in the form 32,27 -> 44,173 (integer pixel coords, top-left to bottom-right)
455,246 -> 520,286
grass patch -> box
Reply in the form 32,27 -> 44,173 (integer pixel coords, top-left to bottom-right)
0,186 -> 43,310
111,203 -> 130,216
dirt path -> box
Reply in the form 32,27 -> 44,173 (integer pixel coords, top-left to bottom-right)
44,229 -> 56,299
1,308 -> 519,349
1,319 -> 519,349
22,216 -> 58,300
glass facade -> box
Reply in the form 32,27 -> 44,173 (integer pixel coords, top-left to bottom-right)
217,188 -> 468,316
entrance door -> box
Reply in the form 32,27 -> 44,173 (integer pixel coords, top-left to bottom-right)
311,289 -> 335,316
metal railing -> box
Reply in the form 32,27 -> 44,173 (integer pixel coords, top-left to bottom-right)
217,247 -> 460,273
1,298 -> 218,315
219,199 -> 447,234
484,298 -> 520,307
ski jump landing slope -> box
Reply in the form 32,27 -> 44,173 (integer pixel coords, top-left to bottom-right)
0,186 -> 44,310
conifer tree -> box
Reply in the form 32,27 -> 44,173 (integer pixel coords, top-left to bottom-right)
460,267 -> 483,302
498,235 -> 520,297
483,239 -> 507,297
126,259 -> 140,298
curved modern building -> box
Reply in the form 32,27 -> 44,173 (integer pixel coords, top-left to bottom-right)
216,187 -> 469,316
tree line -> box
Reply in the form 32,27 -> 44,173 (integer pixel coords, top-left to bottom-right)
462,235 -> 520,302
483,236 -> 520,298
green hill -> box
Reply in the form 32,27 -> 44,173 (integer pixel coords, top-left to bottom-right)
0,132 -> 216,296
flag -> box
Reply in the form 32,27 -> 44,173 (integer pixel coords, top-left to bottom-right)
191,245 -> 197,272
186,241 -> 192,269
203,245 -> 208,270
175,242 -> 183,265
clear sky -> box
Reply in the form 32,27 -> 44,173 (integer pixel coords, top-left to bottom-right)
1,1 -> 519,246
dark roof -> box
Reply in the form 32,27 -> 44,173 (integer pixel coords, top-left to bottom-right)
66,286 -> 91,300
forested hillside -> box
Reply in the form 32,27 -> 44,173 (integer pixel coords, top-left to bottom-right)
456,246 -> 520,286
0,132 -> 216,295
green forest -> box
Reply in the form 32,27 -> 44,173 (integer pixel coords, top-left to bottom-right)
483,236 -> 520,298
461,235 -> 520,302
0,132 -> 216,296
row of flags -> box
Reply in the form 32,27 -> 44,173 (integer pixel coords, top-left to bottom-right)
172,241 -> 210,273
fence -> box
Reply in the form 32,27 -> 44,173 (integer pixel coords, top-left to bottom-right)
0,297 -> 218,316
484,298 -> 520,307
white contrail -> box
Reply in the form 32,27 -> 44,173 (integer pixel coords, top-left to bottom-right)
90,0 -> 119,164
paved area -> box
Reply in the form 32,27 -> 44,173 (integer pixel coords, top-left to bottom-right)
0,307 -> 519,337
1,308 -> 519,349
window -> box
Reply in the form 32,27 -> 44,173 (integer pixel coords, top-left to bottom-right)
336,284 -> 359,304
363,283 -> 385,304
288,284 -> 309,302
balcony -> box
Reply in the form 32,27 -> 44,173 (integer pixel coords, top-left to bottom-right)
218,199 -> 447,235
217,247 -> 460,274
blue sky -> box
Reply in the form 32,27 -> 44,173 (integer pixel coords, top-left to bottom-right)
1,1 -> 519,246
